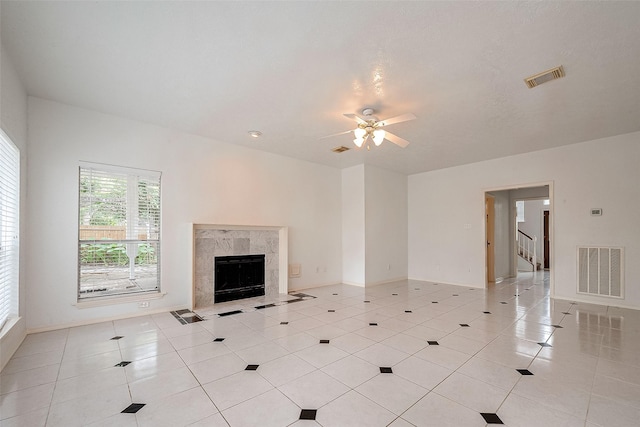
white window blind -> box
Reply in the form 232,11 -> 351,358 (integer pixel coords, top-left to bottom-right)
0,129 -> 20,329
78,163 -> 160,299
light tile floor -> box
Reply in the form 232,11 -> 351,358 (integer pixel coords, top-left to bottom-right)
2,272 -> 640,426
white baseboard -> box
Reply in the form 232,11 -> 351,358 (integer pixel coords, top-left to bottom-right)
26,304 -> 189,334
365,277 -> 409,287
407,277 -> 484,289
341,281 -> 365,287
553,294 -> 640,311
288,281 -> 344,292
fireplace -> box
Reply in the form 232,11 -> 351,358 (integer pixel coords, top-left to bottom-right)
214,254 -> 265,303
192,224 -> 288,309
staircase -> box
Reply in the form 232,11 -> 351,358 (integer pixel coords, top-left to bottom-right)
517,230 -> 541,271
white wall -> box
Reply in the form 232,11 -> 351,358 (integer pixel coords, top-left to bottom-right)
341,165 -> 365,286
0,42 -> 29,368
364,165 -> 408,285
26,98 -> 343,330
409,132 -> 640,309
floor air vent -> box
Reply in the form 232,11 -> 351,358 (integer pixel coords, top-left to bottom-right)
577,247 -> 623,298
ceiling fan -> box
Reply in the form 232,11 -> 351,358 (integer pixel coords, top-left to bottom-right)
321,108 -> 417,149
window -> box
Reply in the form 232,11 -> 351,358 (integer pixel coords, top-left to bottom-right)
78,163 -> 161,299
515,200 -> 525,223
0,129 -> 19,329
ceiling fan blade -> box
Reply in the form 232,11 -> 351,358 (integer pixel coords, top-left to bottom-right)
318,129 -> 353,140
378,113 -> 417,127
384,131 -> 410,148
343,113 -> 368,125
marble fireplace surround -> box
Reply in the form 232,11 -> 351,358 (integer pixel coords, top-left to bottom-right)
191,224 -> 288,309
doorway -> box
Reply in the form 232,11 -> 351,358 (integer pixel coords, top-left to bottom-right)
484,183 -> 553,293
543,210 -> 550,269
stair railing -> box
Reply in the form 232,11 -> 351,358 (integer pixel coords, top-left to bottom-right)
517,230 -> 537,270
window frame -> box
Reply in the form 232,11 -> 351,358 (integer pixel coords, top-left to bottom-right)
78,162 -> 161,301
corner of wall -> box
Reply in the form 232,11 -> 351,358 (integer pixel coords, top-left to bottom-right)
0,317 -> 27,371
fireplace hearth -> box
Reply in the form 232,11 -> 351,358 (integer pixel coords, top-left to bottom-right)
214,254 -> 265,303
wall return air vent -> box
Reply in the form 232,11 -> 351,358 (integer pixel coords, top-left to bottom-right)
524,65 -> 565,88
577,246 -> 624,298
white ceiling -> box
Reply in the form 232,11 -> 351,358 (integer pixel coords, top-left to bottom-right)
2,1 -> 640,175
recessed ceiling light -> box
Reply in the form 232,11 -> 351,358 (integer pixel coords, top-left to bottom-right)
248,131 -> 262,138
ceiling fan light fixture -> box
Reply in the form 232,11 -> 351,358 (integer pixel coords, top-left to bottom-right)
373,129 -> 385,145
354,128 -> 367,139
353,137 -> 365,148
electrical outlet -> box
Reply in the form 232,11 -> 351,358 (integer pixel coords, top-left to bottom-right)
138,301 -> 149,308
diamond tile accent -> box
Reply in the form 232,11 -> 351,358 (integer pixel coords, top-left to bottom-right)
245,364 -> 259,371
280,322 -> 289,325
480,413 -> 504,424
551,324 -> 564,328
427,341 -> 439,345
364,300 -> 370,303
328,310 -> 336,312
379,367 -> 393,374
110,336 -> 124,340
114,361 -> 131,367
405,310 -> 412,313
219,310 -> 243,317
459,324 -> 470,327
562,312 -> 572,315
483,311 -> 492,314
369,323 -> 378,326
500,302 -> 508,304
319,339 -> 330,344
392,294 -> 398,296
213,338 -> 226,342
538,342 -> 552,347
299,409 -> 317,420
121,403 -> 145,414
516,369 -> 534,375
432,301 -> 438,304
332,293 -> 338,295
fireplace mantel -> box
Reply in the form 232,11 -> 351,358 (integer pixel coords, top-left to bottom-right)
189,224 -> 288,309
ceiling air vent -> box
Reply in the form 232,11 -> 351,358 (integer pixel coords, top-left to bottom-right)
524,65 -> 565,88
331,146 -> 350,153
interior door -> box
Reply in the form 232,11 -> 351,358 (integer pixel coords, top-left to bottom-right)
485,194 -> 495,283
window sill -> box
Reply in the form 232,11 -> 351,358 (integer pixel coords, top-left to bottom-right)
75,291 -> 166,309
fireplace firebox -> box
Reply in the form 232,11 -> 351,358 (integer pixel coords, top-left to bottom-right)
214,254 -> 265,303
